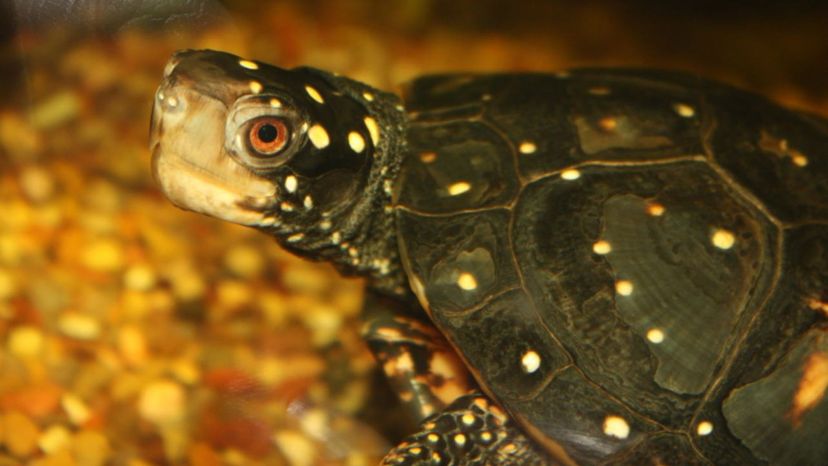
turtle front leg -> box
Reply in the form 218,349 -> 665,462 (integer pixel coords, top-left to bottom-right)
363,291 -> 474,421
381,392 -> 552,466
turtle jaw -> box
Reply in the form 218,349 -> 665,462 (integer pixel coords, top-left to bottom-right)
150,80 -> 278,227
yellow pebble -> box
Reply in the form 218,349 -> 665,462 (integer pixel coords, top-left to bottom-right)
8,325 -> 44,357
58,313 -> 101,340
39,425 -> 72,454
62,394 -> 92,426
124,264 -> 157,291
138,380 -> 185,425
81,238 -> 125,272
224,245 -> 264,278
72,430 -> 111,466
3,411 -> 40,457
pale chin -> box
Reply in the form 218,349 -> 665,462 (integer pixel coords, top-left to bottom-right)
153,147 -> 276,226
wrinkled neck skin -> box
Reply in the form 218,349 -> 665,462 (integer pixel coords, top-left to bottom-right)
266,71 -> 409,298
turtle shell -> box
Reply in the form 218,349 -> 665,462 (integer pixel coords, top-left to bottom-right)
393,70 -> 828,465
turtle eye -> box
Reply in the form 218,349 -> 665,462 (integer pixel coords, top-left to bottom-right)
248,117 -> 289,156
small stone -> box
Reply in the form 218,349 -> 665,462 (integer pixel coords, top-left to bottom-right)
3,411 -> 40,457
81,238 -> 125,272
38,425 -> 71,454
117,326 -> 148,367
8,326 -> 44,358
188,443 -> 221,466
20,165 -> 56,203
123,264 -> 157,291
223,245 -> 265,278
138,379 -> 185,425
61,394 -> 91,426
30,91 -> 81,129
171,269 -> 206,302
216,280 -> 253,310
72,431 -> 110,466
58,313 -> 101,340
273,430 -> 316,466
0,269 -> 16,300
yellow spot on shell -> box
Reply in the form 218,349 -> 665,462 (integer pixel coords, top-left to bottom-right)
249,81 -> 263,94
305,85 -> 324,104
616,280 -> 634,296
284,175 -> 298,193
362,91 -> 375,101
419,151 -> 437,163
427,433 -> 440,443
646,328 -> 665,344
793,153 -> 809,167
711,229 -> 735,250
697,420 -> 714,436
364,116 -> 380,146
519,141 -> 537,154
348,131 -> 366,153
521,350 -> 541,374
593,240 -> 612,255
238,59 -> 258,70
308,124 -> 330,149
448,181 -> 471,196
457,272 -> 478,291
461,413 -> 476,426
603,415 -> 630,439
561,168 -> 581,180
598,116 -> 617,131
646,202 -> 665,216
789,352 -> 828,427
674,103 -> 696,117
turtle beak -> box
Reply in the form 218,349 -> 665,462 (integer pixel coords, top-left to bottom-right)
149,54 -> 278,226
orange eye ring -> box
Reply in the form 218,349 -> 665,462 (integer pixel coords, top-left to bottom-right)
248,117 -> 288,156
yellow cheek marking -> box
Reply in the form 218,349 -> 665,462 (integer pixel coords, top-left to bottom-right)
364,117 -> 380,146
561,168 -> 581,180
305,85 -> 324,104
646,328 -> 665,344
646,202 -> 665,216
308,124 -> 330,149
249,81 -> 263,94
519,141 -> 537,154
592,240 -> 611,255
615,280 -> 634,296
674,103 -> 695,118
789,352 -> 828,427
348,131 -> 366,153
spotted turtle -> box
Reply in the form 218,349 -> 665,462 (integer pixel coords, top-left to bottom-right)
150,49 -> 828,465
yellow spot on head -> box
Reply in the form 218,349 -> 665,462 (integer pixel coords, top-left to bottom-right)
238,59 -> 258,70
362,91 -> 374,101
808,299 -> 828,318
602,415 -> 630,439
284,175 -> 298,193
427,433 -> 440,443
789,352 -> 828,427
593,240 -> 612,255
448,181 -> 471,196
793,153 -> 809,167
454,433 -> 467,446
561,168 -> 581,180
598,116 -> 617,131
364,116 -> 380,146
480,431 -> 493,443
249,81 -> 263,94
521,350 -> 542,374
646,202 -> 665,216
500,443 -> 518,454
419,151 -> 437,163
308,124 -> 330,149
286,233 -> 304,243
519,141 -> 537,154
646,328 -> 665,344
711,229 -> 735,250
457,272 -> 478,290
409,447 -> 421,454
461,413 -> 476,426
305,85 -> 324,104
269,98 -> 282,108
674,103 -> 696,118
696,420 -> 714,436
431,452 -> 441,462
616,280 -> 634,296
348,131 -> 366,153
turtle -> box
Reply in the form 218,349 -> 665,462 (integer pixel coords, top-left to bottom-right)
149,49 -> 828,465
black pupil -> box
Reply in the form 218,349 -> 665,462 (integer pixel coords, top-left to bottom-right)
258,123 -> 278,143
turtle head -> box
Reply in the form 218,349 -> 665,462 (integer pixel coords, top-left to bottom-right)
151,49 -> 405,263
